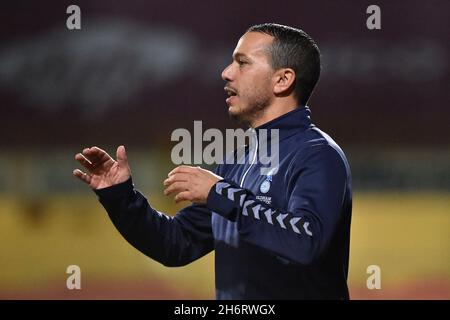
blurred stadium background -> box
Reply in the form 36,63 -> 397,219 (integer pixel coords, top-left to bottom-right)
0,0 -> 449,299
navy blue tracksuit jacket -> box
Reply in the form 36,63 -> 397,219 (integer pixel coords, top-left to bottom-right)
95,106 -> 353,300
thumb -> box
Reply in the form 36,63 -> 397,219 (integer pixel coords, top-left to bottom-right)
116,145 -> 128,167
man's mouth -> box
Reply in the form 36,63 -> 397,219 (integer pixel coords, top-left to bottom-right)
224,86 -> 238,97
224,86 -> 238,105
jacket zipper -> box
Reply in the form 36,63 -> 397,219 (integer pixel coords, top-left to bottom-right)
239,129 -> 258,187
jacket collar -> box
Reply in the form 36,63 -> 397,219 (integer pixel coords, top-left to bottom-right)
251,106 -> 314,141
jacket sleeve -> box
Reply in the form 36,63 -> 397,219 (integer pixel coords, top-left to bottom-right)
206,144 -> 348,266
94,178 -> 214,267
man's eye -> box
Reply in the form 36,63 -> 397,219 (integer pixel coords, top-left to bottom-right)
238,60 -> 247,66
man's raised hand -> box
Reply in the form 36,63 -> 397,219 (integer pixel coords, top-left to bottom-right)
163,165 -> 223,204
73,146 -> 131,190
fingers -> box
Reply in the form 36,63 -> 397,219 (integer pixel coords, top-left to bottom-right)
168,165 -> 197,177
75,153 -> 95,173
163,173 -> 190,186
73,169 -> 92,185
163,181 -> 189,196
82,146 -> 113,166
116,145 -> 128,167
164,169 -> 195,202
174,191 -> 192,203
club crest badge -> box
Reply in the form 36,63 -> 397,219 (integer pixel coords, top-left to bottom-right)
260,180 -> 271,193
259,167 -> 276,194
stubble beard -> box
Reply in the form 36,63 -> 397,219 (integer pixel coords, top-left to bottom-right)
229,89 -> 272,128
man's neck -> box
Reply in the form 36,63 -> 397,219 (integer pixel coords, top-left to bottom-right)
250,98 -> 299,128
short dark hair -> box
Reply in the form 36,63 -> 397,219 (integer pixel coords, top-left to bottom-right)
247,23 -> 321,106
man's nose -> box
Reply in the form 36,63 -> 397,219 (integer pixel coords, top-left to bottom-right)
221,64 -> 233,81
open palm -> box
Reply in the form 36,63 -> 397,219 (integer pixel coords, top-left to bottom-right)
73,146 -> 131,190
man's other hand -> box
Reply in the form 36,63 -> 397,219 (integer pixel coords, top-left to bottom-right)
163,165 -> 222,204
73,145 -> 131,190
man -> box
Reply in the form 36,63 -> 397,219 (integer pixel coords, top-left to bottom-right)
73,23 -> 352,299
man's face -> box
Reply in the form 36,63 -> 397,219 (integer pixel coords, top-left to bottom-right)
221,32 -> 275,126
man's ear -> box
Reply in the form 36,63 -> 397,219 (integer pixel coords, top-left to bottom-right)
273,68 -> 296,96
